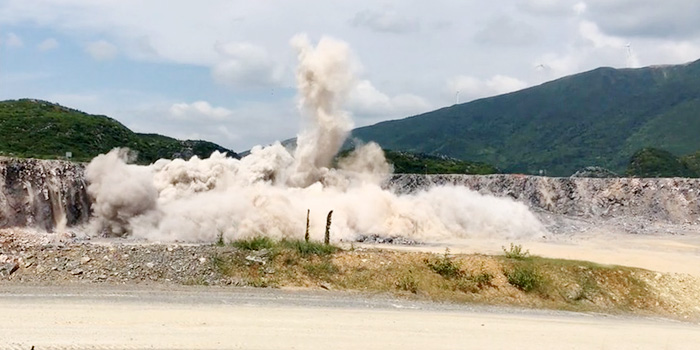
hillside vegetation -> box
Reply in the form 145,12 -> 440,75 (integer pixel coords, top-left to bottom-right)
352,59 -> 700,176
0,99 -> 237,163
627,147 -> 699,178
335,148 -> 498,175
383,150 -> 497,174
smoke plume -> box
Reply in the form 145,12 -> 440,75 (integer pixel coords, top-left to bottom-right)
85,35 -> 545,243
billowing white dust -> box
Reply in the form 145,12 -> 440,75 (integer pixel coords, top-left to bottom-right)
85,35 -> 544,243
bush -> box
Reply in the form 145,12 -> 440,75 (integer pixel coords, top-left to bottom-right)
472,272 -> 494,288
426,249 -> 462,279
506,264 -> 541,292
503,243 -> 530,260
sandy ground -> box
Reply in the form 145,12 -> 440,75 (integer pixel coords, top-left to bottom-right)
1,285 -> 699,350
364,232 -> 700,276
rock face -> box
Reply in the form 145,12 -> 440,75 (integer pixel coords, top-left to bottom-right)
0,158 -> 91,231
389,174 -> 700,225
1,157 -> 699,234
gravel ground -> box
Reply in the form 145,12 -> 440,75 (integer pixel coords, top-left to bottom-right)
0,228 -> 237,286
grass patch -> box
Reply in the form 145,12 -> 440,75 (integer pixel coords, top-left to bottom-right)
280,239 -> 338,257
231,236 -> 276,251
304,260 -> 339,280
396,270 -> 418,293
229,237 -> 338,256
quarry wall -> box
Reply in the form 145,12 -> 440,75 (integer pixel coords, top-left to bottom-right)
389,174 -> 700,225
1,157 -> 698,232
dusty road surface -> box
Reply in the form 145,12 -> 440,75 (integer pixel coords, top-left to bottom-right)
1,285 -> 699,350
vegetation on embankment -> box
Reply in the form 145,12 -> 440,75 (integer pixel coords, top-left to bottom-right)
210,238 -> 699,320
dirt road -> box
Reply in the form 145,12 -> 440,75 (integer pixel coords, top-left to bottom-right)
1,285 -> 698,350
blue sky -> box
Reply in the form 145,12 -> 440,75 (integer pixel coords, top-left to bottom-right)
1,0 -> 699,152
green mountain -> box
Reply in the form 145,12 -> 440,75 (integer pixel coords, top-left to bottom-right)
0,99 -> 237,163
352,59 -> 700,176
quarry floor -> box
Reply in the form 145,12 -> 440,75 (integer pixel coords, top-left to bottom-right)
1,285 -> 700,350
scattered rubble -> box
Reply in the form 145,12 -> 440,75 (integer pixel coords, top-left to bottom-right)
0,228 -> 238,286
355,234 -> 421,245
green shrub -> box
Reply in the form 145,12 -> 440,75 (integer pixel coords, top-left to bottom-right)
505,264 -> 541,292
426,249 -> 463,279
472,272 -> 494,288
503,243 -> 530,260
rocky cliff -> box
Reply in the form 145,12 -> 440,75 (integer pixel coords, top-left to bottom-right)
0,158 -> 90,231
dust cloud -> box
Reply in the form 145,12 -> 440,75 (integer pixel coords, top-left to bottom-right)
85,35 -> 544,243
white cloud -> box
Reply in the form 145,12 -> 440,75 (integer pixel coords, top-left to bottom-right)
4,32 -> 23,47
347,80 -> 431,123
211,42 -> 284,88
350,9 -> 420,34
448,75 -> 529,102
169,101 -> 234,122
85,40 -> 118,61
37,38 -> 59,51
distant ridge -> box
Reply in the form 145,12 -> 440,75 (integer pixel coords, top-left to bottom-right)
0,99 -> 238,163
352,59 -> 700,176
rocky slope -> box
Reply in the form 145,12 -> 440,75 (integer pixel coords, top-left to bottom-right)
0,158 -> 90,232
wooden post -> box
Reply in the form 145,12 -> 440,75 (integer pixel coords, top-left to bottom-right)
305,209 -> 310,242
324,210 -> 333,245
